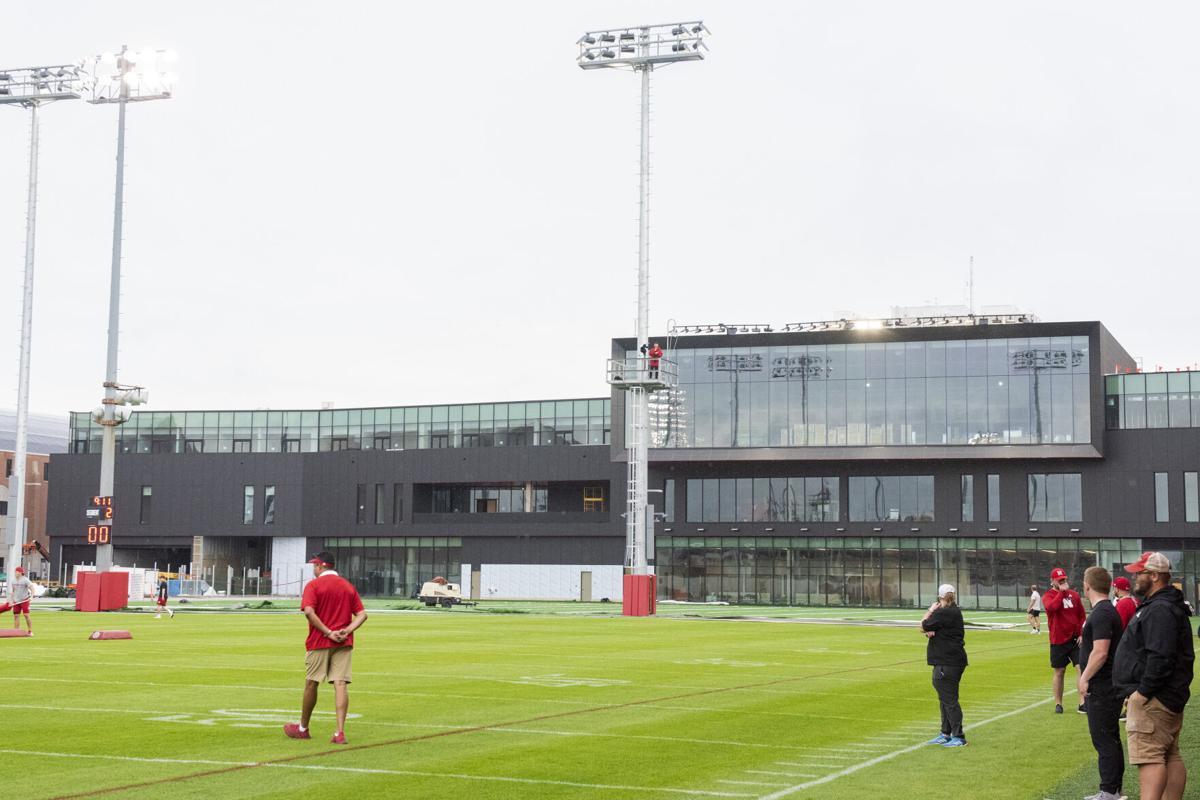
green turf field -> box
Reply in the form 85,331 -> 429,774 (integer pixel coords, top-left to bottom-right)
2,605 -> 1196,799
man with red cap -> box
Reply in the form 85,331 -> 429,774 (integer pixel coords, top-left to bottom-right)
1114,576 -> 1138,630
7,566 -> 33,635
1043,565 -> 1086,713
1112,552 -> 1194,800
283,552 -> 367,745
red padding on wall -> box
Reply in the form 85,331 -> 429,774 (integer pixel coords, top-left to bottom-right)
89,630 -> 132,640
99,572 -> 129,611
75,572 -> 101,612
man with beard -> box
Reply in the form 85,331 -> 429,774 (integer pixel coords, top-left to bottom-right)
1113,552 -> 1195,800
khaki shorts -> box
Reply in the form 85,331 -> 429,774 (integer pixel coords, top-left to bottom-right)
1126,694 -> 1184,765
305,646 -> 353,684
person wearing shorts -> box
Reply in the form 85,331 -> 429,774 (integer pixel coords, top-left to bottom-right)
1043,566 -> 1085,714
154,578 -> 174,619
284,552 -> 366,745
1027,584 -> 1043,634
1113,552 -> 1194,800
8,566 -> 33,635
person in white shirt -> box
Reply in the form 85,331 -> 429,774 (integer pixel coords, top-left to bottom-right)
1027,584 -> 1043,634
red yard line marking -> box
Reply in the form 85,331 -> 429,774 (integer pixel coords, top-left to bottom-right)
50,640 -> 1033,798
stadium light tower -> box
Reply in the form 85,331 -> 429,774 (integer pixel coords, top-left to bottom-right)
578,22 -> 708,616
85,46 -> 174,570
1,63 -> 89,577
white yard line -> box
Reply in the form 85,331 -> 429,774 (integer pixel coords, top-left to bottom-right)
0,749 -> 753,798
756,694 -> 1067,799
744,771 -> 819,778
718,780 -> 790,787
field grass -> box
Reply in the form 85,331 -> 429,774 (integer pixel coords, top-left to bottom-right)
2,604 -> 1196,799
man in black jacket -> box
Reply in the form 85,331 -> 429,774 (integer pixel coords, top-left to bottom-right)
1112,552 -> 1195,800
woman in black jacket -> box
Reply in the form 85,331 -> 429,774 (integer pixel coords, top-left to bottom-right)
922,583 -> 968,747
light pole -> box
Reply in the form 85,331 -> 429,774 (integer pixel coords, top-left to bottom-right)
85,46 -> 174,570
0,63 -> 89,577
579,21 -> 708,615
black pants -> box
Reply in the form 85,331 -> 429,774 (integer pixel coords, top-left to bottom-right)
1086,684 -> 1124,795
932,664 -> 965,738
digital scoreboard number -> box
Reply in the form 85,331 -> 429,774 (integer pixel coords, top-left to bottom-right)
85,495 -> 114,544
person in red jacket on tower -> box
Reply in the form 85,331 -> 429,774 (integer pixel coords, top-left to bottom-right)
647,342 -> 664,379
1044,566 -> 1087,714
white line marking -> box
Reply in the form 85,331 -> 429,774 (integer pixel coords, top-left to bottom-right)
718,780 -> 790,787
756,694 -> 1068,799
0,749 -> 753,798
744,771 -> 819,778
772,763 -> 844,768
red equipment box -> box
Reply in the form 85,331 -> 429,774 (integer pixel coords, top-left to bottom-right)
75,572 -> 102,612
99,571 -> 129,611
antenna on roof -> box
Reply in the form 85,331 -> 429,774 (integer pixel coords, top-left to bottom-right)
968,255 -> 975,316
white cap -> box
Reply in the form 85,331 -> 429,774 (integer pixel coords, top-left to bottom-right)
937,583 -> 955,598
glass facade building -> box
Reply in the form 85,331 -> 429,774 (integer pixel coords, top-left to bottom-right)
1105,371 -> 1200,429
67,398 -> 610,454
322,536 -> 461,598
657,536 -> 1143,609
649,336 -> 1092,448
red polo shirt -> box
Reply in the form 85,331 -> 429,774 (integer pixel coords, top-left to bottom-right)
301,571 -> 364,651
1115,595 -> 1138,629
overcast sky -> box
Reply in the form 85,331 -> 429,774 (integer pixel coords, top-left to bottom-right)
3,1 -> 1199,418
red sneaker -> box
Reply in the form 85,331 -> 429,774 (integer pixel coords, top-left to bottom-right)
330,731 -> 347,745
283,723 -> 311,740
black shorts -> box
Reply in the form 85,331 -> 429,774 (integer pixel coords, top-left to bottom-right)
1028,610 -> 1041,617
1050,639 -> 1079,669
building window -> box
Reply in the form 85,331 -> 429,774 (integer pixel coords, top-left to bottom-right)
393,483 -> 404,524
0,501 -> 6,516
1155,472 -> 1170,523
356,484 -> 367,524
374,483 -> 386,524
664,479 -> 675,523
1027,473 -> 1082,522
428,484 -> 549,514
987,474 -> 1000,522
185,439 -> 203,453
331,438 -> 349,451
243,485 -> 254,524
583,486 -> 607,513
849,476 -> 934,522
461,433 -> 480,448
139,485 -> 152,524
233,439 -> 251,453
264,485 -> 275,525
684,477 -> 840,522
5,459 -> 11,477
1186,472 -> 1199,523
374,436 -> 391,450
284,439 -> 300,453
42,463 -> 49,481
431,434 -> 449,449
961,475 -> 974,522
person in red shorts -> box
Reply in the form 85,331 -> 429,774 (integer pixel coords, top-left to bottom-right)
8,567 -> 33,635
1043,566 -> 1086,714
1114,576 -> 1138,629
284,552 -> 367,744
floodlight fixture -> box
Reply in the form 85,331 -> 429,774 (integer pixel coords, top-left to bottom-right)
0,63 -> 88,105
576,20 -> 708,70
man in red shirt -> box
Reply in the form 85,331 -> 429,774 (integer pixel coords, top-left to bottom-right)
648,342 -> 664,379
1113,576 -> 1138,629
1043,566 -> 1086,714
284,552 -> 367,744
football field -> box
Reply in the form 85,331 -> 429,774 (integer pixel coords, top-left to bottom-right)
2,603 -> 1196,799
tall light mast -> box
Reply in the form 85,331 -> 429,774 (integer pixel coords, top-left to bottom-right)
578,21 -> 708,615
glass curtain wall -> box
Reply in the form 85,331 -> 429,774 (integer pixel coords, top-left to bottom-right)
654,336 -> 1091,448
323,537 -> 461,597
68,399 -> 611,454
656,536 -> 1142,609
1106,372 -> 1200,429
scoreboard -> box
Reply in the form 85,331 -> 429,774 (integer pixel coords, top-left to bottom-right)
85,495 -> 113,544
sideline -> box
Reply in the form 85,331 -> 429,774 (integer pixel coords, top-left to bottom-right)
755,692 -> 1075,799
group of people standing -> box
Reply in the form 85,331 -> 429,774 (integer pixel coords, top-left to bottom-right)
922,552 -> 1195,800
